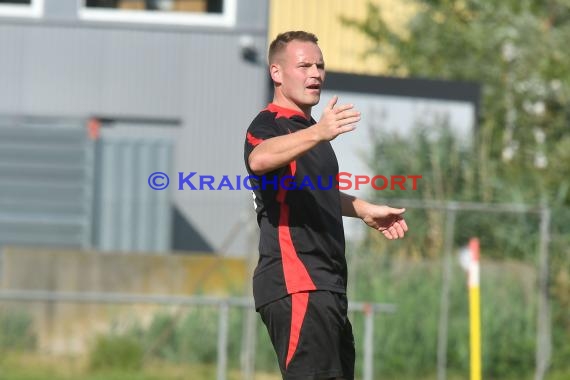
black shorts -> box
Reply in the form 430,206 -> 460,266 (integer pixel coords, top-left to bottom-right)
258,290 -> 355,380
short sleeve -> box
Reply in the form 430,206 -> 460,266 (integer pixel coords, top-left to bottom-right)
244,112 -> 283,174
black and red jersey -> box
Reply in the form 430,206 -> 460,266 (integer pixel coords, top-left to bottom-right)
244,103 -> 347,309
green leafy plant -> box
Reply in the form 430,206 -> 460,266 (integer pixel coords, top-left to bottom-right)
0,310 -> 36,351
89,334 -> 144,372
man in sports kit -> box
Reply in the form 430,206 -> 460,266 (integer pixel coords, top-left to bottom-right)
243,31 -> 408,380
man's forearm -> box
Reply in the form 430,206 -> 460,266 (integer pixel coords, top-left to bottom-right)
340,191 -> 370,219
248,127 -> 321,175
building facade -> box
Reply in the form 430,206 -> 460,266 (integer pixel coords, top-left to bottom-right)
0,0 -> 270,255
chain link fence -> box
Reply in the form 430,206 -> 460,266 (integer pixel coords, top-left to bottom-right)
0,291 -> 396,380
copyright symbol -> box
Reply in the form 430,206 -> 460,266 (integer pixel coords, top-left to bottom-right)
148,172 -> 169,190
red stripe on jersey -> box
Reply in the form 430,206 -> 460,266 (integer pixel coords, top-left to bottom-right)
265,103 -> 307,120
247,132 -> 264,146
277,161 -> 316,294
276,160 -> 297,203
278,204 -> 316,293
285,292 -> 309,368
290,160 -> 297,176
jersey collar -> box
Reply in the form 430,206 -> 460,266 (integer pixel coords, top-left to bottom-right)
265,103 -> 308,120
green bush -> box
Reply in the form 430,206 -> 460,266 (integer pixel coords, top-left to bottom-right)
0,309 -> 36,351
89,334 -> 143,372
129,305 -> 261,371
137,307 -> 222,365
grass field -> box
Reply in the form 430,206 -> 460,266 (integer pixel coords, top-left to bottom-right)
0,351 -> 282,380
3,351 -> 569,380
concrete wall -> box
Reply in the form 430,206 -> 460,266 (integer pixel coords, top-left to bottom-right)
0,246 -> 248,353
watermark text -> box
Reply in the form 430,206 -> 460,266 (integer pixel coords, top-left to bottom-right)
147,172 -> 422,191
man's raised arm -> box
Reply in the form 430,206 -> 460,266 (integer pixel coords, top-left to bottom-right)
248,96 -> 360,175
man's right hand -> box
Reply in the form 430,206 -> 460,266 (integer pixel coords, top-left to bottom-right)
313,96 -> 360,141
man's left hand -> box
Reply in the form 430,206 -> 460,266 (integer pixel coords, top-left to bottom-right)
362,205 -> 408,240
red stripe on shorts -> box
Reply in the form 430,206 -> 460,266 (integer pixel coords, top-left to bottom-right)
285,292 -> 310,368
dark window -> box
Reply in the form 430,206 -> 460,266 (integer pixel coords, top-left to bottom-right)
85,0 -> 223,13
0,1 -> 32,4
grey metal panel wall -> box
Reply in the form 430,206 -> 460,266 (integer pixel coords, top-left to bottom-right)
0,0 -> 269,255
96,129 -> 174,253
99,30 -> 185,117
0,25 -> 24,112
1,25 -> 184,118
0,117 -> 94,248
175,31 -> 267,255
19,27 -> 105,116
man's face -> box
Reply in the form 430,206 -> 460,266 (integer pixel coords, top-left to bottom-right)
272,40 -> 325,110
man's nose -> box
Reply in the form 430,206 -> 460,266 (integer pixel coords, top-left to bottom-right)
308,64 -> 321,77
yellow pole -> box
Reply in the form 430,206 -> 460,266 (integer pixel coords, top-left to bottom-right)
468,238 -> 482,380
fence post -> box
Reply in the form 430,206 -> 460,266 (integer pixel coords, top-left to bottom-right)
241,221 -> 258,380
363,304 -> 375,380
437,202 -> 457,380
467,238 -> 482,380
241,307 -> 256,380
535,206 -> 551,380
217,301 -> 230,380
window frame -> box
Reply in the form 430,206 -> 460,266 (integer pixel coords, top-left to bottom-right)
78,0 -> 237,27
0,0 -> 44,18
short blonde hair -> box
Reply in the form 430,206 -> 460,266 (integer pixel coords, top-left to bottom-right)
268,31 -> 319,63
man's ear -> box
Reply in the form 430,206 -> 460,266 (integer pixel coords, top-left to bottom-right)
270,63 -> 282,84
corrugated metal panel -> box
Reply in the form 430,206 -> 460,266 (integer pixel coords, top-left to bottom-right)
268,0 -> 416,75
94,124 -> 174,253
0,117 -> 94,248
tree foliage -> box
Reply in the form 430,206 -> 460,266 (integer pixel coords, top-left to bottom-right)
342,0 -> 570,206
343,3 -> 570,374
